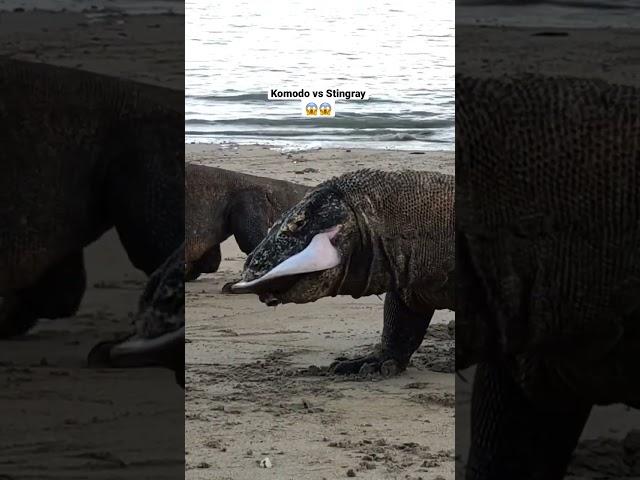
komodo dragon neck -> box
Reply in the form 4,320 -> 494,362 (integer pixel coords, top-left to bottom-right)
327,170 -> 455,300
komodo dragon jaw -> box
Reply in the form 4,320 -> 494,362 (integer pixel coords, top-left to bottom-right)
230,188 -> 358,305
232,226 -> 342,291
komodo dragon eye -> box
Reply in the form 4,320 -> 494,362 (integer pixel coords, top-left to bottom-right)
281,211 -> 307,235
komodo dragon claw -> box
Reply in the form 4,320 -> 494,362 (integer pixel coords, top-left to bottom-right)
330,349 -> 403,377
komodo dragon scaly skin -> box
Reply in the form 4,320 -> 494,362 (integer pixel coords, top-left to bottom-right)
185,164 -> 309,283
0,58 -> 184,337
232,169 -> 454,375
456,73 -> 640,480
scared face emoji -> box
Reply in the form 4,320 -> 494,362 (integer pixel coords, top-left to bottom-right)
305,102 -> 318,116
319,102 -> 332,116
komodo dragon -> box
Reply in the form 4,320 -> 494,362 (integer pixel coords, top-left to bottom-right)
0,57 -> 184,338
456,74 -> 640,479
232,169 -> 455,375
185,164 -> 309,282
89,243 -> 185,387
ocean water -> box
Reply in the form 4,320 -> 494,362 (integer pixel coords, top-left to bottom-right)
458,0 -> 640,28
186,0 -> 454,151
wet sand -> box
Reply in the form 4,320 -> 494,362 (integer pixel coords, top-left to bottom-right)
186,145 -> 456,479
0,10 -> 184,478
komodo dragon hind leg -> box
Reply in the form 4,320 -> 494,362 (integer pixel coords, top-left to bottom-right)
330,291 -> 432,376
222,192 -> 273,294
466,361 -> 592,480
198,244 -> 222,273
230,191 -> 273,255
0,251 -> 86,338
185,245 -> 221,282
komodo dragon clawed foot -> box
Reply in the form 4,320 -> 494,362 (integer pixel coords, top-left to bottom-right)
331,292 -> 435,376
330,346 -> 405,376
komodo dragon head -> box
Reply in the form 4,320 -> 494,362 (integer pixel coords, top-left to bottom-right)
230,184 -> 358,305
231,169 -> 454,306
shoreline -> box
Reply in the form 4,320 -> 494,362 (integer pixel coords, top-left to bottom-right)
186,141 -> 454,154
186,144 -> 455,183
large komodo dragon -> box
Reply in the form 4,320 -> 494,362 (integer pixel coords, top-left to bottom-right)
456,74 -> 640,480
89,243 -> 185,387
232,169 -> 454,375
185,164 -> 309,282
0,58 -> 184,338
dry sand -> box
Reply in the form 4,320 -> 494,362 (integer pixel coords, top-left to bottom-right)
455,23 -> 640,480
185,145 -> 456,479
0,10 -> 184,479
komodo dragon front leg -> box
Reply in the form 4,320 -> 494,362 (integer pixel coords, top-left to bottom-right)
331,291 -> 433,375
466,361 -> 592,480
0,251 -> 86,337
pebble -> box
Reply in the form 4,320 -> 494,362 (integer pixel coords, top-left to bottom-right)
259,457 -> 272,468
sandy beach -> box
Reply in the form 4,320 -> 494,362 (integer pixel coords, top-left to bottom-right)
0,9 -> 184,479
185,145 -> 455,479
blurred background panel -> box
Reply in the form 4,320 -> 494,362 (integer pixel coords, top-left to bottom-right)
0,1 -> 185,478
456,1 -> 640,479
